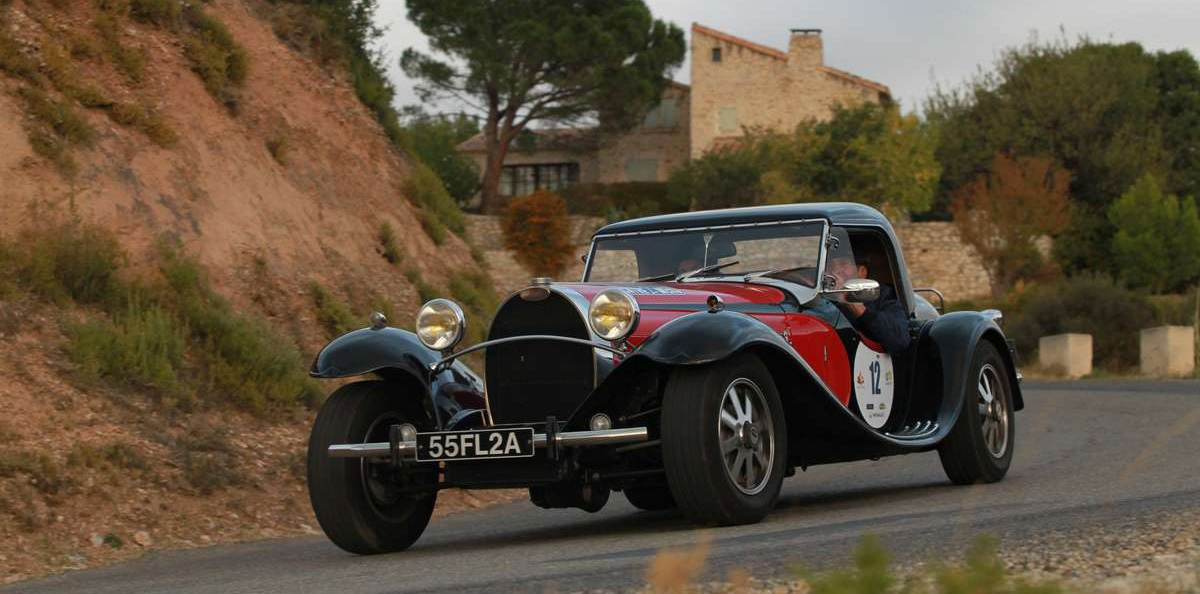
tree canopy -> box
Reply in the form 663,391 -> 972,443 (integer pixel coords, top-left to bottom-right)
398,106 -> 480,206
401,0 -> 685,212
1108,174 -> 1200,293
924,38 -> 1200,276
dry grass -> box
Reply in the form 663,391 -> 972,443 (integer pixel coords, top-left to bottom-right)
646,534 -> 711,593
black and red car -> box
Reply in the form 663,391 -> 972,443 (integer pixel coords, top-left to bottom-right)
306,202 -> 1022,554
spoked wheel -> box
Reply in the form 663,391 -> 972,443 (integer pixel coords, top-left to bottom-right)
938,341 -> 1015,484
662,353 -> 787,526
307,381 -> 438,554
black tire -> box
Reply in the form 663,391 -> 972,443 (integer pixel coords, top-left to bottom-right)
307,381 -> 437,554
937,341 -> 1015,484
661,353 -> 788,526
623,485 -> 676,511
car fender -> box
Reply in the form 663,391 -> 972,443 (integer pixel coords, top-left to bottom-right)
923,311 -> 1025,426
309,326 -> 485,428
633,309 -> 788,365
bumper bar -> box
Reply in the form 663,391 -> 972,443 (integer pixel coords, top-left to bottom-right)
327,426 -> 649,459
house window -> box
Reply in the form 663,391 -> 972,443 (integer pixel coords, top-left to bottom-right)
642,97 -> 679,130
625,158 -> 659,182
711,47 -> 722,62
718,107 -> 738,133
499,163 -> 580,196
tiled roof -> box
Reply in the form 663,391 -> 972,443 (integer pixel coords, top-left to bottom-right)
691,23 -> 891,98
692,23 -> 787,61
456,128 -> 593,153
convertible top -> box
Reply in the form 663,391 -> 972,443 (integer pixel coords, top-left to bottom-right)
593,202 -> 892,237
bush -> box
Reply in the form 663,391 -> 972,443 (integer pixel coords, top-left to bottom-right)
1005,275 -> 1156,370
181,5 -> 248,100
377,222 -> 402,264
501,190 -> 573,278
1108,174 -> 1200,293
397,108 -> 480,206
667,143 -> 767,211
109,102 -> 179,147
129,0 -> 181,27
309,282 -> 357,338
560,182 -> 683,220
174,423 -> 244,495
0,449 -> 71,495
404,162 -> 467,236
67,441 -> 149,473
404,268 -> 438,303
15,217 -> 123,306
67,299 -> 189,401
95,13 -> 148,82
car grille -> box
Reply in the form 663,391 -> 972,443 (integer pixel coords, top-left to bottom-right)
485,291 -> 594,425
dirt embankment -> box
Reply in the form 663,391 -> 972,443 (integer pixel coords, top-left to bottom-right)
0,0 -> 516,583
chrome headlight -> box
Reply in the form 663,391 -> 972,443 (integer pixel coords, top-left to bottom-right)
416,299 -> 466,351
588,289 -> 639,342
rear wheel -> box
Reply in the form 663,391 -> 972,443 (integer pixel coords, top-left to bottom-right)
307,381 -> 437,554
623,485 -> 676,511
937,341 -> 1015,484
661,353 -> 787,525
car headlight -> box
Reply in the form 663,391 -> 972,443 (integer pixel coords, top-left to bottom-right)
416,299 -> 466,351
588,289 -> 639,342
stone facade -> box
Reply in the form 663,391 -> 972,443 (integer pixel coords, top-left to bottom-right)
688,25 -> 889,159
468,216 -> 992,302
457,25 -> 889,189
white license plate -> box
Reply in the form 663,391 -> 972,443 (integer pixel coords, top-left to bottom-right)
415,428 -> 535,462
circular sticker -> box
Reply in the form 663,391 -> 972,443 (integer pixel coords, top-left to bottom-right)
853,342 -> 894,429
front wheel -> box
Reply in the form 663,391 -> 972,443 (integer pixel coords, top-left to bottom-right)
307,381 -> 438,554
937,341 -> 1015,484
661,353 -> 788,526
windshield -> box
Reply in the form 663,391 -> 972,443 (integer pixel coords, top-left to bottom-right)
585,220 -> 826,286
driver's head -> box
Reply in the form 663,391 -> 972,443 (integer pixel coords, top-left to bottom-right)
828,255 -> 869,287
676,257 -> 702,274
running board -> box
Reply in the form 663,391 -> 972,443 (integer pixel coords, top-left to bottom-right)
328,427 -> 648,459
885,420 -> 939,440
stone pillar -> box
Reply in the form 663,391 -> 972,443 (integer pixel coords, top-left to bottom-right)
1140,326 -> 1196,377
1039,333 -> 1092,379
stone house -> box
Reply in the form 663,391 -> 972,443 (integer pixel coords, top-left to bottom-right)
457,23 -> 891,196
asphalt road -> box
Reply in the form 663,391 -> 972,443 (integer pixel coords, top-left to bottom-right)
9,380 -> 1200,594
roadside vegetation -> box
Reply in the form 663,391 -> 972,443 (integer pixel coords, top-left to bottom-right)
0,213 -> 320,413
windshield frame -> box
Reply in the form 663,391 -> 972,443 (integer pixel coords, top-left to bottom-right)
583,218 -> 831,302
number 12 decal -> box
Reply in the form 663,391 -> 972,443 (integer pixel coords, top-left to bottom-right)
869,360 -> 881,395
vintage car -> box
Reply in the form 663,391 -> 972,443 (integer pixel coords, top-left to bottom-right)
306,202 -> 1022,554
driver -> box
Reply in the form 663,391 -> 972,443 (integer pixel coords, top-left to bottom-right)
827,253 -> 910,355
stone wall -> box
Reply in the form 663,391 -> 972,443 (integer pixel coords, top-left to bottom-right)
467,215 -> 993,302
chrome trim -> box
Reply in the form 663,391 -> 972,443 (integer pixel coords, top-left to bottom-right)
416,298 -> 467,352
432,334 -> 624,372
913,287 -> 946,312
587,288 -> 641,342
327,427 -> 649,459
590,218 -> 824,240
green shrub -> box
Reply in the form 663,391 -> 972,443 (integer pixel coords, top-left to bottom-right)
109,102 -> 178,147
397,108 -> 481,206
95,14 -> 148,83
449,271 -> 498,348
67,441 -> 149,472
501,190 -> 573,278
1108,174 -> 1200,293
1148,290 -> 1198,326
129,0 -> 181,27
309,282 -> 357,338
667,143 -> 768,211
68,300 -> 188,400
561,182 -> 684,220
0,449 -> 71,495
0,24 -> 42,83
404,162 -> 467,235
18,86 -> 96,146
181,5 -> 248,100
1005,275 -> 1156,370
16,217 -> 123,305
377,222 -> 402,264
418,210 -> 446,245
404,268 -> 438,303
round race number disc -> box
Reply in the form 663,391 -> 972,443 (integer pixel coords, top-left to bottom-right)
853,342 -> 894,429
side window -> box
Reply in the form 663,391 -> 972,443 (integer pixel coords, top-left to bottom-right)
625,158 -> 659,182
718,107 -> 738,133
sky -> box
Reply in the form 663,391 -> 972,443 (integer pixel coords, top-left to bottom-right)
372,0 -> 1200,116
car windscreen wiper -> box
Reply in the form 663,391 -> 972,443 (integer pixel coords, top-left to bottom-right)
743,266 -> 804,280
676,260 -> 740,281
635,272 -> 678,282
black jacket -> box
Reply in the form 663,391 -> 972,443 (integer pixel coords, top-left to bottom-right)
837,285 -> 910,355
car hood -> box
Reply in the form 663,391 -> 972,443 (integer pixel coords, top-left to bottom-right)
551,282 -> 789,346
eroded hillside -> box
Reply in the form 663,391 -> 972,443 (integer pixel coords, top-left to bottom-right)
0,0 -> 513,582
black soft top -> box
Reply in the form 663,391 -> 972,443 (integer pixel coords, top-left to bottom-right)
593,202 -> 892,236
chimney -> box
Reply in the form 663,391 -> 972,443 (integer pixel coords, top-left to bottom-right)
788,29 -> 823,69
